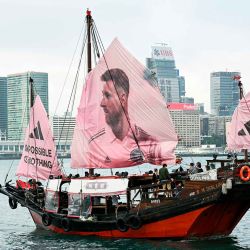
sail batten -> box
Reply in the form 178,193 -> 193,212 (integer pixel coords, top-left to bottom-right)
71,38 -> 178,169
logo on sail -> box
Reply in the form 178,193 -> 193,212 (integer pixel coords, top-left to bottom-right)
105,156 -> 111,163
238,120 -> 250,136
130,148 -> 144,162
29,121 -> 44,140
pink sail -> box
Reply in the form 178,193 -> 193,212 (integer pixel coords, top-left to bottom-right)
16,96 -> 61,180
71,38 -> 178,169
227,92 -> 250,151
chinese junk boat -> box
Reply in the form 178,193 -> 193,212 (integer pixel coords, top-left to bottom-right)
2,10 -> 250,239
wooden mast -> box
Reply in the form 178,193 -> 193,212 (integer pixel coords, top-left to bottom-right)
29,76 -> 34,108
86,9 -> 92,74
236,76 -> 248,162
86,9 -> 95,176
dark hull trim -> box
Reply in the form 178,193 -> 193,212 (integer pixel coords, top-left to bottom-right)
29,200 -> 249,238
1,182 -> 250,239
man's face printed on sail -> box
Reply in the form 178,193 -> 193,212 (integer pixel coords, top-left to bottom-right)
100,80 -> 127,127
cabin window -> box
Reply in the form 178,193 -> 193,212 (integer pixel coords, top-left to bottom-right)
45,191 -> 59,212
68,194 -> 92,217
61,182 -> 70,192
68,193 -> 82,216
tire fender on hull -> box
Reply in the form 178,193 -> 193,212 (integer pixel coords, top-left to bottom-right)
42,213 -> 52,226
9,197 -> 17,209
127,215 -> 142,230
116,218 -> 129,232
61,217 -> 71,232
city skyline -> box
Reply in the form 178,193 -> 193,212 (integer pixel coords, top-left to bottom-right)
1,0 -> 250,115
7,72 -> 49,140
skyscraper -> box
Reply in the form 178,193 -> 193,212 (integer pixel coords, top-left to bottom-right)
210,71 -> 240,116
0,77 -> 7,140
146,44 -> 185,102
52,112 -> 76,142
178,76 -> 186,98
7,72 -> 49,140
180,96 -> 194,104
168,103 -> 200,147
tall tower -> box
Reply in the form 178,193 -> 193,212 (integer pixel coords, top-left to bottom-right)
210,71 -> 240,116
7,72 -> 49,140
146,44 -> 185,103
0,77 -> 7,140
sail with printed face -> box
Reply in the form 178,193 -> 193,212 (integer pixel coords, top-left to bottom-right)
227,92 -> 250,151
16,96 -> 61,180
71,38 -> 178,169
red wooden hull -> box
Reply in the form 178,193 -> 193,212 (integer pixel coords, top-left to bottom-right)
29,200 -> 249,239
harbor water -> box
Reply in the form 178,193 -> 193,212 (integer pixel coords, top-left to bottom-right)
0,157 -> 250,250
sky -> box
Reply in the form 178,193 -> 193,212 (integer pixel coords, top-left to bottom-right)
1,0 -> 250,115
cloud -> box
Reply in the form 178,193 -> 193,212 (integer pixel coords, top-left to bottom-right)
1,0 -> 250,114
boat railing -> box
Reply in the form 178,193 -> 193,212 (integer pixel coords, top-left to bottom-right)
128,181 -> 181,208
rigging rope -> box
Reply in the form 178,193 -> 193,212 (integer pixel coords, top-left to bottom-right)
4,75 -> 30,184
47,24 -> 88,178
91,22 -> 144,159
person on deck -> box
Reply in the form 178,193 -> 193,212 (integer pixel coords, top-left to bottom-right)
196,162 -> 203,173
152,168 -> 159,198
188,162 -> 197,174
159,164 -> 171,182
175,165 -> 184,173
159,163 -> 172,197
152,168 -> 159,183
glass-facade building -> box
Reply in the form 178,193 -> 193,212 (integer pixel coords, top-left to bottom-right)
0,77 -> 7,140
210,71 -> 240,116
7,72 -> 49,140
180,96 -> 194,104
146,45 -> 185,102
178,76 -> 186,97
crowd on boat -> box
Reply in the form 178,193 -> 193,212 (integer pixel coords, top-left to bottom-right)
12,157 -> 233,221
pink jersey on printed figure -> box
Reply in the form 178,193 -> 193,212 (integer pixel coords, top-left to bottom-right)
71,38 -> 178,169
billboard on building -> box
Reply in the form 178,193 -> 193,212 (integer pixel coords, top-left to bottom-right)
151,46 -> 174,60
168,103 -> 198,111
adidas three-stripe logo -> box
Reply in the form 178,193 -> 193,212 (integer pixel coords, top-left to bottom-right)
29,121 -> 44,140
238,120 -> 250,136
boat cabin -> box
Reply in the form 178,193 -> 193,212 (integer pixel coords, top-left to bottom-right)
44,177 -> 129,218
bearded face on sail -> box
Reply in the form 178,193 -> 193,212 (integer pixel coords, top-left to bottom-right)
100,68 -> 130,140
71,39 -> 178,169
101,80 -> 124,126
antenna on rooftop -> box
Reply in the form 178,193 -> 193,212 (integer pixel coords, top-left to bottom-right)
155,43 -> 168,46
